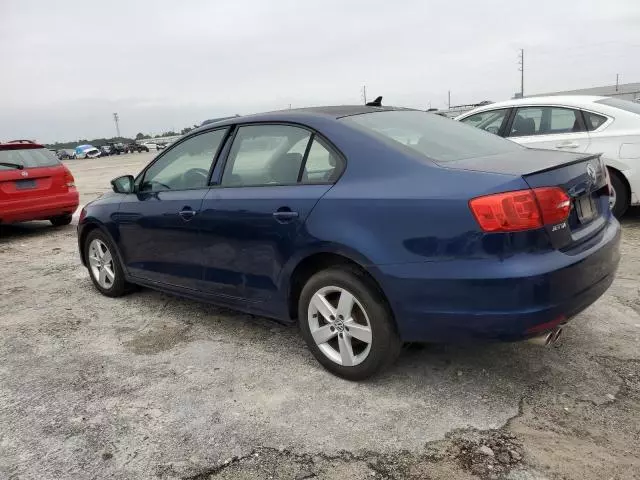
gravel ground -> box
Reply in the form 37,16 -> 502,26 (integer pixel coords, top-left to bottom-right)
0,154 -> 638,479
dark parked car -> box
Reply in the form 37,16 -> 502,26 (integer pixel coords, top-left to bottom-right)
56,149 -> 73,160
125,143 -> 149,153
77,106 -> 620,379
99,146 -> 112,157
108,142 -> 125,155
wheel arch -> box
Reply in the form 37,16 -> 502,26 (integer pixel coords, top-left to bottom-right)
283,248 -> 396,329
78,220 -> 119,267
606,164 -> 632,200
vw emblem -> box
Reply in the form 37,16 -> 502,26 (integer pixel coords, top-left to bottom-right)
21,171 -> 28,177
586,163 -> 596,183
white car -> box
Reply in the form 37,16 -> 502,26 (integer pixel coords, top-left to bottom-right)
456,96 -> 640,217
142,142 -> 157,150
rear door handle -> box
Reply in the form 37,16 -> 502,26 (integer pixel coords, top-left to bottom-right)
556,142 -> 579,149
273,208 -> 299,223
179,207 -> 197,221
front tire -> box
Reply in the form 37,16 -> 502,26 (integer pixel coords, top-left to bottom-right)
298,266 -> 401,380
609,168 -> 629,218
50,214 -> 73,226
84,229 -> 130,297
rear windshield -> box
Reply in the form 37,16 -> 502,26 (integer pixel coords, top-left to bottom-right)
0,148 -> 61,170
595,97 -> 640,115
342,110 -> 522,162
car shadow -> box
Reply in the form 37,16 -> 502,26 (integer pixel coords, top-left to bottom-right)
0,221 -> 73,241
620,205 -> 640,225
122,287 -> 554,394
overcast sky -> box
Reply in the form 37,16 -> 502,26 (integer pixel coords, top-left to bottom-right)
1,0 -> 639,143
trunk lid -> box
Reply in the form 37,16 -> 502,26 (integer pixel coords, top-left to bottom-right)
0,164 -> 70,202
441,148 -> 610,250
0,146 -> 72,204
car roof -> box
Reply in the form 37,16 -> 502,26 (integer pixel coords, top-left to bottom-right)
193,105 -> 416,131
0,140 -> 45,151
458,95 -> 609,117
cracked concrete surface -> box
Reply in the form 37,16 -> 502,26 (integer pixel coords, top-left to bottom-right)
0,156 -> 638,479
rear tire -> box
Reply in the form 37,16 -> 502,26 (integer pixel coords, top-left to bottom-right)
609,168 -> 629,218
298,266 -> 401,380
50,214 -> 72,226
84,229 -> 131,297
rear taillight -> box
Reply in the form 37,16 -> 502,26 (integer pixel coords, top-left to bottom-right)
603,163 -> 613,196
469,187 -> 570,233
532,187 -> 571,225
64,170 -> 75,188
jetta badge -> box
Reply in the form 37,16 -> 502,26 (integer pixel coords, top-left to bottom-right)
586,163 -> 596,183
21,171 -> 28,177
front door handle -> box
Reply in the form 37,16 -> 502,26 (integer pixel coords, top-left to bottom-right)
273,208 -> 299,223
179,207 -> 197,221
556,142 -> 579,149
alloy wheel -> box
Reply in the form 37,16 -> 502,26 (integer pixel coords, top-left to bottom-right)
88,239 -> 116,289
307,286 -> 373,366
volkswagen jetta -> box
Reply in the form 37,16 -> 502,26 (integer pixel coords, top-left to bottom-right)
77,106 -> 620,379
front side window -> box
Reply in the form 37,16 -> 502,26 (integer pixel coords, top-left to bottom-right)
510,107 -> 584,137
460,109 -> 509,135
221,125 -> 311,187
343,110 -> 522,162
139,129 -> 227,192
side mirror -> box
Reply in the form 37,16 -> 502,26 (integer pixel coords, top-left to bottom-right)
111,175 -> 135,194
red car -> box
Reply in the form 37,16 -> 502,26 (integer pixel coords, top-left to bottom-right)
0,140 -> 79,226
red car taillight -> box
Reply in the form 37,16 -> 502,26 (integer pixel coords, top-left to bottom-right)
469,187 -> 570,233
64,170 -> 75,188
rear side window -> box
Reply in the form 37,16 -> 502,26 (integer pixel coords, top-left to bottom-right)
221,125 -> 311,187
582,111 -> 608,131
509,107 -> 584,137
343,110 -> 522,162
0,148 -> 60,170
302,138 -> 344,184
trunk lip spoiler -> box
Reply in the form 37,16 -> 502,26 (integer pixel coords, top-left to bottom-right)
522,152 -> 603,177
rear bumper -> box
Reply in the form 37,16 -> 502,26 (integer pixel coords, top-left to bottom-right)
0,190 -> 79,223
378,218 -> 621,343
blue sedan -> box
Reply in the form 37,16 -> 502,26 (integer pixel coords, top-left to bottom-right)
77,106 -> 621,380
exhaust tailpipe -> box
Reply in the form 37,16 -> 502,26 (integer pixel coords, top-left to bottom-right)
527,327 -> 563,346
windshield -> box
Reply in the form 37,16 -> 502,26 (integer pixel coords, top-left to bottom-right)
342,110 -> 523,162
595,97 -> 640,115
0,148 -> 61,170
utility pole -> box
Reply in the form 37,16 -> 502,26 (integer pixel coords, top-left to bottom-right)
361,85 -> 367,105
616,73 -> 620,92
518,49 -> 524,98
447,90 -> 451,109
113,112 -> 120,138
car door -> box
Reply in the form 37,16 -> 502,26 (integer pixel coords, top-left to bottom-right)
115,128 -> 228,289
506,106 -> 591,152
198,124 -> 344,309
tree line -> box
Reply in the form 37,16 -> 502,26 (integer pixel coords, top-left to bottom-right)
45,125 -> 199,150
